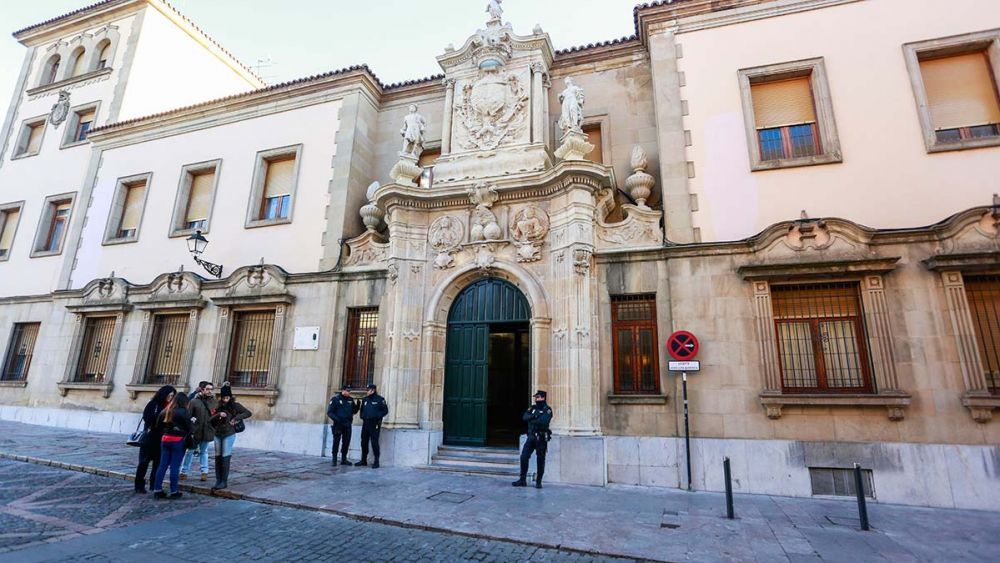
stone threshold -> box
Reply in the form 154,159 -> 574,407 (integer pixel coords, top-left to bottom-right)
0,451 -> 658,563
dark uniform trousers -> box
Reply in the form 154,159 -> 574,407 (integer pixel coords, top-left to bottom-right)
360,420 -> 381,461
331,423 -> 352,459
519,431 -> 548,482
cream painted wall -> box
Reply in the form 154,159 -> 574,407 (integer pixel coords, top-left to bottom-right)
676,0 -> 1000,242
70,99 -> 342,287
0,14 -> 141,298
116,5 -> 258,121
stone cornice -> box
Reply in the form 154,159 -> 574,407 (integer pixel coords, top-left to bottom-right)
737,257 -> 901,281
551,38 -> 646,72
923,252 -> 1000,273
25,67 -> 113,98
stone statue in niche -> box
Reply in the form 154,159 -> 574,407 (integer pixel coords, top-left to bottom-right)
486,0 -> 503,22
429,215 -> 465,270
557,78 -> 585,136
510,206 -> 549,262
399,104 -> 426,158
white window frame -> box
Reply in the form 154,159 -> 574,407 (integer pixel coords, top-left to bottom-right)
30,192 -> 76,258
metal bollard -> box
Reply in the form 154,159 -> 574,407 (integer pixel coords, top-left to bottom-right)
854,463 -> 870,531
723,457 -> 735,519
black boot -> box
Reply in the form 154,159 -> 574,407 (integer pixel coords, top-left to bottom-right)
341,454 -> 350,465
372,459 -> 380,469
214,456 -> 230,490
212,456 -> 224,490
512,477 -> 527,487
331,454 -> 338,466
354,459 -> 368,467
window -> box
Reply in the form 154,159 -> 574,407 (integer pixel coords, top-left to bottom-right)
13,118 -> 46,158
418,149 -> 440,189
246,145 -> 301,227
68,47 -> 86,78
964,275 -> 1000,395
583,122 -> 603,164
343,308 -> 378,389
610,294 -> 661,395
905,32 -> 1000,152
170,160 -> 220,236
0,203 -> 22,261
142,314 -> 189,385
38,200 -> 71,254
41,54 -> 60,86
809,467 -> 874,498
104,174 -> 150,243
96,40 -> 111,70
229,310 -> 276,388
1,323 -> 40,382
739,58 -> 841,170
771,282 -> 873,394
62,103 -> 99,148
74,316 -> 117,383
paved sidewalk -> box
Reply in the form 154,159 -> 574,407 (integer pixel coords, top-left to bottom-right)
1,421 -> 998,562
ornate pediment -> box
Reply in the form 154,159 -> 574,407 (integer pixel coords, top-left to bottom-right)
212,264 -> 293,307
343,230 -> 390,269
132,270 -> 205,309
751,213 -> 875,263
62,275 -> 133,313
933,206 -> 1000,256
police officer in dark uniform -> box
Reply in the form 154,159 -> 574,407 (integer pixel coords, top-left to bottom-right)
355,384 -> 389,468
513,390 -> 553,489
326,386 -> 359,466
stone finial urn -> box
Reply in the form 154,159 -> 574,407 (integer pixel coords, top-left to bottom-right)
625,145 -> 655,209
360,181 -> 384,232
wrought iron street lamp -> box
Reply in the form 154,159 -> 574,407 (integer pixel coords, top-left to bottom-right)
185,230 -> 223,278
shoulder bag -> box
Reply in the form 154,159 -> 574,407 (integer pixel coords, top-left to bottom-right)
126,418 -> 147,447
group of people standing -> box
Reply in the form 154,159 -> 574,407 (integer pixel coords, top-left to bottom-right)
327,384 -> 389,467
133,381 -> 252,499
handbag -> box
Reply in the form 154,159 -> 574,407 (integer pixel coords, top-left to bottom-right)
184,433 -> 196,450
126,419 -> 147,447
233,419 -> 246,433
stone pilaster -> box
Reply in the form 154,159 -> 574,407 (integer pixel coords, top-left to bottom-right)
860,275 -> 901,392
751,281 -> 782,418
941,271 -> 998,422
441,79 -> 455,155
530,63 -> 545,145
419,320 -> 447,430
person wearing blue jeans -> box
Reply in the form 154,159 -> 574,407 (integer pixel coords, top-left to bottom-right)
181,381 -> 216,481
152,393 -> 192,499
210,383 -> 252,490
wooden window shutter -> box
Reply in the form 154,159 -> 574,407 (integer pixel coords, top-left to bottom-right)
78,109 -> 95,125
0,210 -> 19,251
55,201 -> 71,213
751,77 -> 817,129
263,157 -> 295,198
26,124 -> 44,153
920,52 -> 1000,130
584,124 -> 603,163
119,182 -> 146,231
185,171 -> 214,222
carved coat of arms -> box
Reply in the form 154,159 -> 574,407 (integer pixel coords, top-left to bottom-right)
50,90 -> 71,128
455,68 -> 529,151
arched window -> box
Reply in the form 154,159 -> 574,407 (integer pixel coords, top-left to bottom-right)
95,40 -> 112,70
41,54 -> 61,86
68,47 -> 87,78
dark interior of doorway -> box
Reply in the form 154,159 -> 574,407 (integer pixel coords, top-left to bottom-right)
486,323 -> 530,447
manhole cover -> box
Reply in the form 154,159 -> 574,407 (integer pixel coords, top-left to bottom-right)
428,491 -> 474,504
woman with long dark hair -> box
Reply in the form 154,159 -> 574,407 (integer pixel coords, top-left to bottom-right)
134,385 -> 175,493
152,392 -> 192,499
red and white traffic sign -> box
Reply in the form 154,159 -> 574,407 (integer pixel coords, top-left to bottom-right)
667,330 -> 699,361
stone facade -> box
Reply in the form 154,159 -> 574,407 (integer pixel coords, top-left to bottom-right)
0,0 -> 998,511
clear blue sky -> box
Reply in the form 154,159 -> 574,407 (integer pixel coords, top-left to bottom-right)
0,0 -> 643,101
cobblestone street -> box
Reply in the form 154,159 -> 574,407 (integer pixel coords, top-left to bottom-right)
0,460 -> 626,562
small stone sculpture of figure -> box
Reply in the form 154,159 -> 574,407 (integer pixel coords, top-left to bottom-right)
557,78 -> 585,136
486,0 -> 503,22
400,104 -> 426,158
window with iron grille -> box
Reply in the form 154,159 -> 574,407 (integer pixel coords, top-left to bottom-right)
964,275 -> 1000,395
143,314 -> 188,386
771,283 -> 873,394
2,323 -> 40,381
343,308 -> 378,390
228,310 -> 276,388
611,295 -> 660,395
75,316 -> 116,383
809,467 -> 874,498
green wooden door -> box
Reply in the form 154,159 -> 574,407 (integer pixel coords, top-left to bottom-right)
444,279 -> 530,446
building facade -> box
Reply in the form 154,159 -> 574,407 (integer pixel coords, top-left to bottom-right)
0,0 -> 998,511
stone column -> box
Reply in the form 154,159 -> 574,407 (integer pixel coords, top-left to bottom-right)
860,275 -> 901,391
419,320 -> 447,430
530,63 -> 545,145
441,79 -> 456,155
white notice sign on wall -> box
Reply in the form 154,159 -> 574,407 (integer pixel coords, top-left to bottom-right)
668,360 -> 700,372
293,327 -> 320,350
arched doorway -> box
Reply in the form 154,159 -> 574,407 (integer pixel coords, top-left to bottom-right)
444,278 -> 531,446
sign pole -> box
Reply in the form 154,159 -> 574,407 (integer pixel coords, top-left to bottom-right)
682,371 -> 691,491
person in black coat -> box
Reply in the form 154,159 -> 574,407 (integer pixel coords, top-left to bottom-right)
152,393 -> 193,499
513,390 -> 553,489
326,385 -> 359,466
133,385 -> 176,493
354,384 -> 389,468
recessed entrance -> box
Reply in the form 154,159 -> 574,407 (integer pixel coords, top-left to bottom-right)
444,278 -> 530,447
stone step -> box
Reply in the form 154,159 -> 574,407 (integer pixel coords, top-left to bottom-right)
431,454 -> 520,469
416,463 -> 528,479
434,447 -> 520,463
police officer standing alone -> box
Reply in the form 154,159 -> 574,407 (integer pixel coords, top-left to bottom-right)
513,390 -> 553,489
355,384 -> 389,468
327,386 -> 359,466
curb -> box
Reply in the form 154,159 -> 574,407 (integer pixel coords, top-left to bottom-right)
0,452 -> 663,562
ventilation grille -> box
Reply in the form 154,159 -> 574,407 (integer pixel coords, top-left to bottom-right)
809,467 -> 874,498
